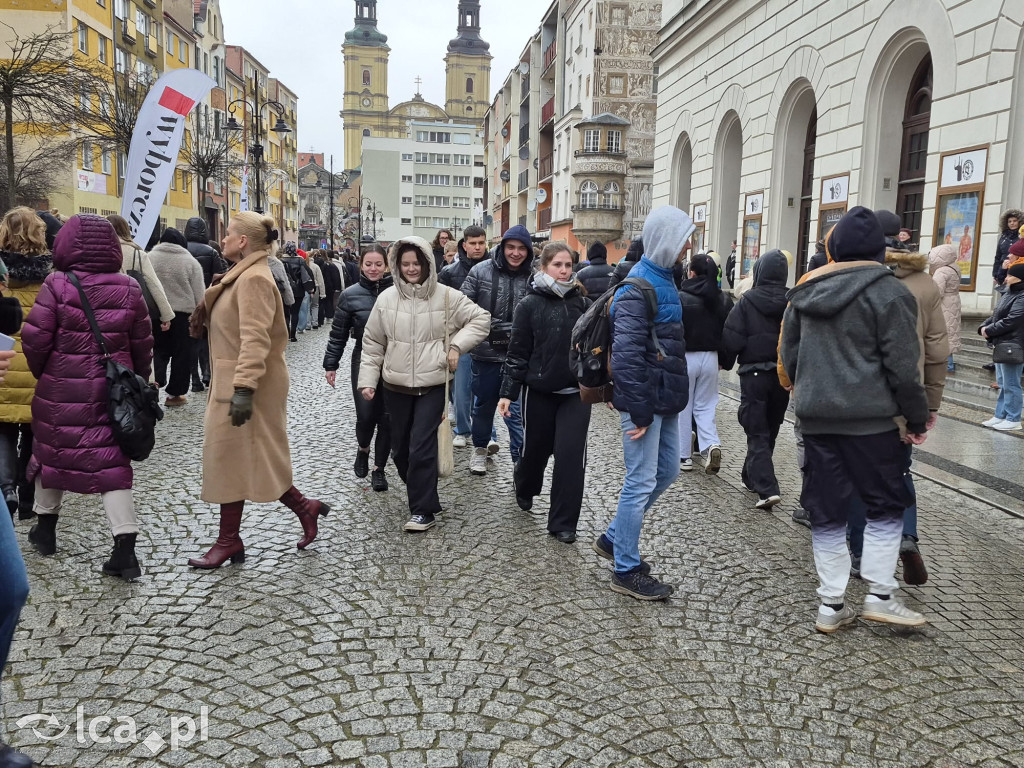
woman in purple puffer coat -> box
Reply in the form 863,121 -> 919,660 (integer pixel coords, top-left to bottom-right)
20,214 -> 153,581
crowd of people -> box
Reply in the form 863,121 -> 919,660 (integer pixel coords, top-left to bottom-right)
1,198 -> 1023,766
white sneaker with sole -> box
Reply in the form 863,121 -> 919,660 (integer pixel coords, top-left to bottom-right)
861,596 -> 926,627
981,416 -> 1003,427
680,458 -> 693,471
453,434 -> 467,448
993,420 -> 1022,431
755,495 -> 782,510
470,447 -> 488,475
815,604 -> 857,634
486,440 -> 500,455
701,445 -> 721,475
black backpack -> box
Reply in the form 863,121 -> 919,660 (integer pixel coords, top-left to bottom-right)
570,277 -> 664,403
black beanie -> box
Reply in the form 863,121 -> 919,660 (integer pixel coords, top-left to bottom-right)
587,242 -> 607,263
625,237 -> 644,262
874,209 -> 902,237
159,227 -> 188,248
828,206 -> 886,263
1008,262 -> 1024,281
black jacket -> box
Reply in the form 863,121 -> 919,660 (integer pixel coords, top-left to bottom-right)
322,273 -> 394,370
725,251 -> 736,288
439,244 -> 486,291
317,258 -> 342,295
807,247 -> 828,272
981,286 -> 1024,349
721,283 -> 788,373
184,217 -> 227,287
281,255 -> 314,295
499,280 -> 588,400
994,231 -> 1019,284
608,257 -> 637,288
462,247 -> 531,362
576,258 -> 615,297
678,275 -> 733,358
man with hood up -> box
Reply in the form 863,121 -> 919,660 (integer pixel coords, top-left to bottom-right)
576,242 -> 615,296
721,249 -> 790,510
592,206 -> 691,602
875,209 -> 908,252
185,218 -> 228,391
780,206 -> 931,634
461,224 -> 532,474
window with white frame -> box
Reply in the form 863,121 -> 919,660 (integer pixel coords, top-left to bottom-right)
101,150 -> 112,175
453,176 -> 470,187
97,36 -> 107,63
78,23 -> 88,53
584,129 -> 600,153
135,8 -> 147,34
453,197 -> 471,209
607,130 -> 622,153
579,180 -> 597,208
401,153 -> 413,161
416,130 -> 451,143
79,88 -> 90,111
453,133 -> 471,145
401,174 -> 413,183
602,181 -> 620,209
82,143 -> 93,171
454,154 -> 471,165
115,47 -> 127,73
401,217 -> 412,225
115,0 -> 128,19
401,196 -> 412,204
415,174 -> 450,186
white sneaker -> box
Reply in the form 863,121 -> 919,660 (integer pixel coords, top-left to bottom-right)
861,596 -> 926,627
815,604 -> 857,634
755,495 -> 782,510
486,440 -> 500,456
453,434 -> 467,448
981,416 -> 1003,427
993,420 -> 1022,431
470,447 -> 488,475
680,458 -> 693,471
701,445 -> 721,475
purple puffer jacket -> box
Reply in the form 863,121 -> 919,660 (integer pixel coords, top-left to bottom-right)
22,215 -> 153,494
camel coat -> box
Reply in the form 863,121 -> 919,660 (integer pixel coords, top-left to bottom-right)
201,249 -> 292,503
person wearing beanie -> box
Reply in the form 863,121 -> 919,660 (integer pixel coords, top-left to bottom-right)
875,209 -> 908,252
721,249 -> 790,509
461,223 -> 532,473
993,208 -> 1022,290
609,236 -> 643,288
779,205 -> 931,634
676,253 -> 733,474
577,241 -> 615,295
593,206 -> 691,602
979,261 -> 1024,431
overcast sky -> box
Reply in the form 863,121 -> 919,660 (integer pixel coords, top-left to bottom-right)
218,0 -> 551,169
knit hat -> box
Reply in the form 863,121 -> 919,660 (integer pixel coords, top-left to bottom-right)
1009,240 -> 1024,260
874,209 -> 902,237
625,237 -> 644,262
827,206 -> 886,263
586,241 -> 607,263
1008,262 -> 1024,281
158,227 -> 188,248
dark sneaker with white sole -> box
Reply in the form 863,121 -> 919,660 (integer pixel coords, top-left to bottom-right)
610,569 -> 674,601
403,514 -> 435,532
592,535 -> 652,575
792,508 -> 812,529
899,536 -> 928,585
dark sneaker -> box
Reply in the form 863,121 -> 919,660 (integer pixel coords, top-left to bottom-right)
899,536 -> 928,585
791,508 -> 812,529
610,569 -> 674,601
191,381 -> 206,393
28,515 -> 57,556
403,514 -> 435,532
353,450 -> 370,479
552,531 -> 577,544
370,469 -> 388,492
516,495 -> 532,511
815,604 -> 857,634
591,535 -> 652,575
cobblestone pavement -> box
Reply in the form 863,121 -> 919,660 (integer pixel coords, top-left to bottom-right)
3,330 -> 1024,767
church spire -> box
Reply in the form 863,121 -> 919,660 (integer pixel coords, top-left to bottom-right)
345,0 -> 388,47
447,0 -> 489,56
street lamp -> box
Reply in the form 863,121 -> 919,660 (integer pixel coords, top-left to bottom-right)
222,91 -> 291,215
347,192 -> 381,248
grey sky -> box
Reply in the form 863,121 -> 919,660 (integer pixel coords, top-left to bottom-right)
217,0 -> 551,169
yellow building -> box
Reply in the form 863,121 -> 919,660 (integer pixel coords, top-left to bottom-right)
340,0 -> 491,172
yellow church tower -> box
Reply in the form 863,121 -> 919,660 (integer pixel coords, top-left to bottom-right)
444,0 -> 491,126
341,0 -> 390,171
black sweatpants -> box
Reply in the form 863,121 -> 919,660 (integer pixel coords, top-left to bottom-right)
737,370 -> 791,497
351,350 -> 391,469
515,387 -> 591,534
288,298 -> 303,340
154,312 -> 196,397
192,335 -> 211,387
384,385 -> 444,517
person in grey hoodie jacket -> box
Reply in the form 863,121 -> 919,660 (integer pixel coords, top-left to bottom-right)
780,205 -> 931,635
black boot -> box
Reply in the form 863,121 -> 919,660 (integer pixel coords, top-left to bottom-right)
102,533 -> 142,580
16,482 -> 34,520
28,514 -> 57,555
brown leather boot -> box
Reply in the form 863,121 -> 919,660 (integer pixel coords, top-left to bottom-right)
188,502 -> 245,568
279,486 -> 330,550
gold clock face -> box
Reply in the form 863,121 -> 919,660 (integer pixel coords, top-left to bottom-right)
362,97 -> 372,107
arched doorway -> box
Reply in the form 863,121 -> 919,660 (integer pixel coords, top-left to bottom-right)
896,56 -> 932,243
673,135 -> 692,213
713,113 -> 742,258
797,109 -> 817,277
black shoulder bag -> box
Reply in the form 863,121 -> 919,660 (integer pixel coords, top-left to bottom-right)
66,272 -> 163,461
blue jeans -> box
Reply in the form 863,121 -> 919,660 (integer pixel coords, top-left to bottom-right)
995,362 -> 1024,422
454,353 -> 474,436
604,412 -> 680,573
0,511 -> 29,672
297,293 -> 310,333
471,359 -> 523,462
848,443 -> 917,556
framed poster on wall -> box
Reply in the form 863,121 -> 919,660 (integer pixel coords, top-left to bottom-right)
741,192 -> 763,277
692,203 -> 707,254
934,145 -> 988,291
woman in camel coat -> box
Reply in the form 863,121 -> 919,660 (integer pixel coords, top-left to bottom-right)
188,211 -> 330,569
928,243 -> 962,372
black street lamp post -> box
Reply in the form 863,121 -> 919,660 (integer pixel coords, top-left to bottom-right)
223,90 -> 291,215
348,192 -> 382,247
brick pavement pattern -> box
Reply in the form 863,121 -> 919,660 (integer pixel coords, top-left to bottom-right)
3,333 -> 1024,767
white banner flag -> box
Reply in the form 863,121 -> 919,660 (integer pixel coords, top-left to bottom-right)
239,166 -> 249,212
120,69 -> 216,247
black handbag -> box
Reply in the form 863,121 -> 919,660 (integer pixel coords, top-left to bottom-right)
125,245 -> 161,330
67,272 -> 163,461
992,341 -> 1024,365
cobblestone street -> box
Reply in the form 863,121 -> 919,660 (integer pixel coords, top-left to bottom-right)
3,332 -> 1024,768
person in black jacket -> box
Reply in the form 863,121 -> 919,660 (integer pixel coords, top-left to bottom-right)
315,250 -> 342,325
324,244 -> 394,490
980,261 -> 1024,430
807,240 -> 828,273
721,249 -> 790,508
280,242 -> 314,342
185,217 -> 228,390
576,241 -> 615,296
498,242 -> 591,543
608,236 -> 643,288
677,253 -> 733,473
993,208 -> 1021,291
725,242 -> 737,289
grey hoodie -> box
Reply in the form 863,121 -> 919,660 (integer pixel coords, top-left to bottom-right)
780,262 -> 929,436
642,206 -> 695,269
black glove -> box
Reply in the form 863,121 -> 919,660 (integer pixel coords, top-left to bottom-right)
229,387 -> 254,427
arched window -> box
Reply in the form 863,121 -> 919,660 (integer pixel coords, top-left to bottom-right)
579,181 -> 598,209
602,181 -> 620,209
362,128 -> 371,137
362,69 -> 371,86
466,77 -> 474,94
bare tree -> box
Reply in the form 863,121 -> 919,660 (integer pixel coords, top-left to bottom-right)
177,109 -> 242,218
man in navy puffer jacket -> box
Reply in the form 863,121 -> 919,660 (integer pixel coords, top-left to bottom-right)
593,206 -> 691,601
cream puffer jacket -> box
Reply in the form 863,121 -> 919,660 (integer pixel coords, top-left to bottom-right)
357,236 -> 490,393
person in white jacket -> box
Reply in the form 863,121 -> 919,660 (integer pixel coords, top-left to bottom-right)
358,236 -> 490,533
107,215 -> 174,331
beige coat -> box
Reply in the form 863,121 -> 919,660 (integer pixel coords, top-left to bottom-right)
358,236 -> 490,392
201,250 -> 293,503
928,244 -> 963,354
118,240 -> 174,323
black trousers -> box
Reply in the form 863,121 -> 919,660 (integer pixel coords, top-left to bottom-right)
0,423 -> 32,502
384,386 -> 444,517
321,291 -> 336,323
288,298 -> 302,340
515,388 -> 591,533
154,312 -> 196,397
351,350 -> 391,469
192,335 -> 211,386
801,430 -> 912,528
737,371 -> 791,497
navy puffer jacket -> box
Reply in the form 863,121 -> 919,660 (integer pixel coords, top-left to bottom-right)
610,257 -> 689,426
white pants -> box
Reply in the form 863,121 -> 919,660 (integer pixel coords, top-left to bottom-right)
34,478 -> 138,536
811,517 -> 902,602
678,350 -> 721,457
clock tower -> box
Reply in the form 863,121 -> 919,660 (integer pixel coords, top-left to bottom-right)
444,0 -> 491,126
341,0 -> 390,171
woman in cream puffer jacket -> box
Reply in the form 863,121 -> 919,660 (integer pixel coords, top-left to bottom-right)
358,236 -> 489,532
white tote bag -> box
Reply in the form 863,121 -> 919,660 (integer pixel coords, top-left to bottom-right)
437,289 -> 455,478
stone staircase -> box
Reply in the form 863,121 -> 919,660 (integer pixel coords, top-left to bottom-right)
943,312 -> 1021,411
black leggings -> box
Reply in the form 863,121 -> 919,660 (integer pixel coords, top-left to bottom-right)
351,350 -> 391,469
288,297 -> 302,339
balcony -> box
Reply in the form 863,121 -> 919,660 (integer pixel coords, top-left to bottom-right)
541,97 -> 555,126
120,18 -> 136,44
502,143 -> 511,162
518,169 -> 529,192
518,124 -> 530,147
538,153 -> 553,180
520,74 -> 530,101
543,40 -> 557,71
145,35 -> 157,58
143,0 -> 156,7
538,207 -> 551,230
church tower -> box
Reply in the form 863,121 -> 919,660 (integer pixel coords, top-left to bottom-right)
444,0 -> 491,125
341,0 -> 389,171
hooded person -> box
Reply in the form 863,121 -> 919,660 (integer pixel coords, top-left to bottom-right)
183,217 -> 228,392
928,244 -> 962,370
461,223 -> 533,473
875,209 -> 908,252
779,205 -> 931,634
609,236 -> 643,288
576,241 -> 615,296
357,236 -> 490,533
721,249 -> 791,508
594,206 -> 691,602
676,253 -> 733,473
993,208 -> 1022,288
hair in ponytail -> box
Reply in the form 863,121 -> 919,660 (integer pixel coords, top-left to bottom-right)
232,211 -> 279,258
